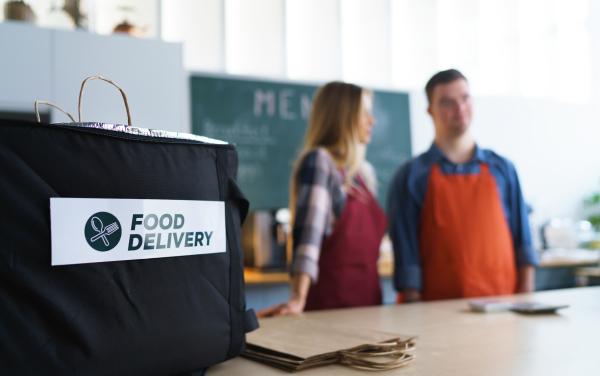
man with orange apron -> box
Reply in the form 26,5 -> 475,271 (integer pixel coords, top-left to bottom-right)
387,69 -> 538,302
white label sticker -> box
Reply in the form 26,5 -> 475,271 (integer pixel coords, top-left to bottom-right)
50,198 -> 226,266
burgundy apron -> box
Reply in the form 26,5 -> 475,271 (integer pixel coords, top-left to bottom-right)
304,175 -> 387,311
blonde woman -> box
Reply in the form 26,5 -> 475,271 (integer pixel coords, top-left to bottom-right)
258,82 -> 387,317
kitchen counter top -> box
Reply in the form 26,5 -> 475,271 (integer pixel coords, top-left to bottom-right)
538,248 -> 600,267
210,286 -> 600,375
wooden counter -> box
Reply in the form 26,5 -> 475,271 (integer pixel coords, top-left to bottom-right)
245,249 -> 599,285
244,268 -> 290,285
538,249 -> 600,267
210,287 -> 600,375
244,259 -> 394,285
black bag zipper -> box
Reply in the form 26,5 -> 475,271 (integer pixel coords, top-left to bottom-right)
29,120 -> 237,150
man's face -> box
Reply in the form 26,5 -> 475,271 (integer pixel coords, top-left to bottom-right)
427,78 -> 473,138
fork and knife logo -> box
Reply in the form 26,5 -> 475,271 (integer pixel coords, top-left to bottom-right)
84,212 -> 122,252
91,217 -> 119,246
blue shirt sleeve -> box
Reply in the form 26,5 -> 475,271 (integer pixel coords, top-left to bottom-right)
387,162 -> 423,291
501,159 -> 539,267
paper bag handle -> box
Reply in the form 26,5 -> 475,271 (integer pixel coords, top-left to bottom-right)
338,339 -> 416,371
79,76 -> 132,125
34,101 -> 75,122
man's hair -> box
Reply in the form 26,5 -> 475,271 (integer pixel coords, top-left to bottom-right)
425,69 -> 467,104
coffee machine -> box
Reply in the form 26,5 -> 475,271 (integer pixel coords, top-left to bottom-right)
241,209 -> 290,271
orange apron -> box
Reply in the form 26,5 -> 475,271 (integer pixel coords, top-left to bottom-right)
406,162 -> 517,301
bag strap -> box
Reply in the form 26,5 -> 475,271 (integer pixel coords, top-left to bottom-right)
216,148 -> 258,360
78,76 -> 132,125
34,101 -> 75,122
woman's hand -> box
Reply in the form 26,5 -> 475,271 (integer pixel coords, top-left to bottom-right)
403,288 -> 422,303
256,296 -> 306,318
256,272 -> 311,318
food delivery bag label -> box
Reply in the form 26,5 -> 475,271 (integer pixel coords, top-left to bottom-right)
50,198 -> 226,266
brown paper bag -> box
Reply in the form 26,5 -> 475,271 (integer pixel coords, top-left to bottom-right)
243,316 -> 416,372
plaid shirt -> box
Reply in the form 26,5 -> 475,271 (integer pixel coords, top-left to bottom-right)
290,148 -> 377,283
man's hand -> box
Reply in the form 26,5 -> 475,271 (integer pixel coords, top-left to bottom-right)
403,288 -> 422,303
516,265 -> 535,293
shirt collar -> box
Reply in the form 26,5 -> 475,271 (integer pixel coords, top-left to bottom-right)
425,142 -> 488,165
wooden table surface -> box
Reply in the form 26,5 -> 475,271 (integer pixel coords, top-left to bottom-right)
209,287 -> 600,375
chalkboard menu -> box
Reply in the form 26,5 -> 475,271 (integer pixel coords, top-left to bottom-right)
191,75 -> 411,211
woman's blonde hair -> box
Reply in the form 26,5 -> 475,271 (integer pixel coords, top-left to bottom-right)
288,82 -> 373,254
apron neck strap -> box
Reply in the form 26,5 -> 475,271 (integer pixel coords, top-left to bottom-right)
478,162 -> 490,175
430,162 -> 490,175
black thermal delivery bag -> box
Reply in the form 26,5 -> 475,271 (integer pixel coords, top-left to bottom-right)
0,113 -> 258,375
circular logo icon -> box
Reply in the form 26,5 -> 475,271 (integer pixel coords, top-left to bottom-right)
84,212 -> 122,252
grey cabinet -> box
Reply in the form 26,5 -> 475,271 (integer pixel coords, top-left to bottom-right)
0,21 -> 185,132
0,21 -> 51,112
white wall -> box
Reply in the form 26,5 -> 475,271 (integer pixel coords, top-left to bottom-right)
162,0 -> 224,72
408,90 -> 600,226
341,0 -> 391,86
6,1 -> 596,226
161,0 -> 600,226
160,0 -> 600,220
407,0 -> 600,226
473,98 -> 600,223
286,0 -> 341,81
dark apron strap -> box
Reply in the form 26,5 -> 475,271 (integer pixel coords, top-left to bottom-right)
216,148 -> 258,360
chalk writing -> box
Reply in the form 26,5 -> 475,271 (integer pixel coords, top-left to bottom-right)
253,89 -> 312,121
